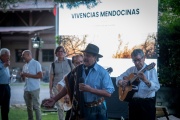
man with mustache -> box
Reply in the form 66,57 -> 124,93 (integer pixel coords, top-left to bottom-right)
0,48 -> 11,120
43,43 -> 115,120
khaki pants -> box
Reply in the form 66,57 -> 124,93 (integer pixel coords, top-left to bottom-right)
52,86 -> 65,120
24,89 -> 42,120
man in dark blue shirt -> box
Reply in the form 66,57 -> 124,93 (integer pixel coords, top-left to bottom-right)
0,48 -> 11,120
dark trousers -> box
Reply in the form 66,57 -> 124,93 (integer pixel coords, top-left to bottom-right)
65,109 -> 71,120
0,84 -> 11,120
129,97 -> 156,120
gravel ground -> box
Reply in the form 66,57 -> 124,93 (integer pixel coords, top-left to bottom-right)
10,82 -> 49,105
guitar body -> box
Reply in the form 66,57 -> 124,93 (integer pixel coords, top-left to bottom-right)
57,84 -> 72,111
58,95 -> 72,111
119,73 -> 140,102
118,62 -> 156,102
119,84 -> 132,101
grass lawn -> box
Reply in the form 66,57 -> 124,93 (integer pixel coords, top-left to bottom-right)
8,82 -> 116,120
8,107 -> 59,120
7,107 -> 116,120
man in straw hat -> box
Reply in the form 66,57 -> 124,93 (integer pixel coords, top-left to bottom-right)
43,43 -> 115,120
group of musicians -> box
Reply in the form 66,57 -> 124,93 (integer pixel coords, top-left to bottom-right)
43,43 -> 160,120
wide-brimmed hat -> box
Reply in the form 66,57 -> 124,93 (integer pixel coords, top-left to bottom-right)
81,43 -> 103,58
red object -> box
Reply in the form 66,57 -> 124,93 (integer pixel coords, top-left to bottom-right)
53,5 -> 56,16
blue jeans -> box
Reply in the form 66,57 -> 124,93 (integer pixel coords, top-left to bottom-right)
84,103 -> 108,120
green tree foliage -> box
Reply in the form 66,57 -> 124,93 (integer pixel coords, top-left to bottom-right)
0,0 -> 98,10
158,0 -> 180,87
158,0 -> 180,27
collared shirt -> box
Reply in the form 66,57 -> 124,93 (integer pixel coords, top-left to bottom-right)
116,63 -> 160,98
50,58 -> 74,87
0,60 -> 10,84
58,73 -> 67,87
23,59 -> 42,91
82,63 -> 115,102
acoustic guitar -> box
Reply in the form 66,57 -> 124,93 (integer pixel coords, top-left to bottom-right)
118,62 -> 156,102
57,84 -> 72,111
58,95 -> 72,111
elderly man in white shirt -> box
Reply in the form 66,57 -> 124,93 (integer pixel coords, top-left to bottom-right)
116,49 -> 160,120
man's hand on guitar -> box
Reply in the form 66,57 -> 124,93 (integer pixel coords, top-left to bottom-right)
137,72 -> 147,82
42,98 -> 56,108
118,76 -> 129,87
137,72 -> 151,87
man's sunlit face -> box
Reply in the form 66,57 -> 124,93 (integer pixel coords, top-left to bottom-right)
132,54 -> 145,70
56,48 -> 65,59
83,52 -> 96,67
74,56 -> 83,67
1,52 -> 10,63
21,52 -> 29,62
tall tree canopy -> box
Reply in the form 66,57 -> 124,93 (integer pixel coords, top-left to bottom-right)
0,0 -> 98,10
158,0 -> 180,87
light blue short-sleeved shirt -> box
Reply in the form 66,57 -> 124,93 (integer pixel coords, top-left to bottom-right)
0,60 -> 10,84
23,59 -> 42,91
82,63 -> 115,102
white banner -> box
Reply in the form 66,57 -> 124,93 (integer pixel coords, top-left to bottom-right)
59,0 -> 158,35
58,0 -> 158,77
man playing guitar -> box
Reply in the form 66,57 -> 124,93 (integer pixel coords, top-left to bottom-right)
116,49 -> 160,120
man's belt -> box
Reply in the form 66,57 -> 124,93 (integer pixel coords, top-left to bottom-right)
85,97 -> 104,107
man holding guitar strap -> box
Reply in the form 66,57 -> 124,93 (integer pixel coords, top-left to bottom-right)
116,49 -> 160,120
57,54 -> 84,120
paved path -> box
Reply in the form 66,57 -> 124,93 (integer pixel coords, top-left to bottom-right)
10,82 -> 49,105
